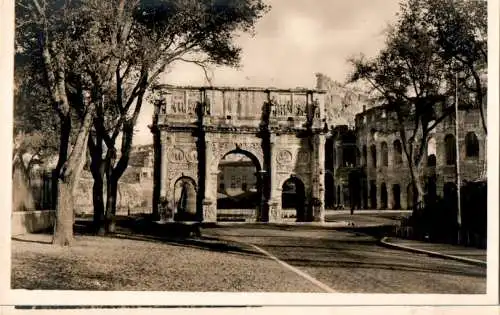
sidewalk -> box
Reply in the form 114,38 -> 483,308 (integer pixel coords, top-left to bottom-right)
381,237 -> 487,266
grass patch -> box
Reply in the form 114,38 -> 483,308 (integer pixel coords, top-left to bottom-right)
11,222 -> 321,292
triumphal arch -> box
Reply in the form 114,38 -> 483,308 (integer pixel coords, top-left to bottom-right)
150,85 -> 327,223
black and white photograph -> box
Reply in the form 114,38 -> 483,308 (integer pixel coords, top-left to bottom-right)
4,0 -> 499,308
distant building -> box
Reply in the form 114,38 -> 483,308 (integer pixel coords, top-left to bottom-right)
120,144 -> 154,183
217,154 -> 258,197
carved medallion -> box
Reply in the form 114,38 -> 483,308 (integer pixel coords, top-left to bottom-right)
167,148 -> 185,163
186,150 -> 198,162
276,150 -> 293,165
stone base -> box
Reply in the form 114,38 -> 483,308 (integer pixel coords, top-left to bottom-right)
202,199 -> 217,222
313,205 -> 325,223
267,201 -> 281,223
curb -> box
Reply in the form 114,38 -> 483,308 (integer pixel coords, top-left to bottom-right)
379,237 -> 487,267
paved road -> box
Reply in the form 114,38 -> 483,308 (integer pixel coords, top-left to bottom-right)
203,224 -> 486,294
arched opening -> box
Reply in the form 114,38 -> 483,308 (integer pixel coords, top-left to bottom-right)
427,137 -> 437,166
174,177 -> 197,221
445,134 -> 456,165
392,184 -> 401,209
282,176 -> 306,222
342,130 -> 357,168
393,140 -> 403,166
362,145 -> 367,167
348,171 -> 361,210
325,137 -> 334,170
370,144 -> 377,168
425,176 -> 437,204
427,154 -> 436,166
465,132 -> 479,157
324,172 -> 335,209
217,151 -> 260,222
381,142 -> 388,167
343,145 -> 356,167
443,182 -> 458,213
380,183 -> 388,209
370,180 -> 377,209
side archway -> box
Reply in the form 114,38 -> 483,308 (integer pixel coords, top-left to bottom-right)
173,176 -> 198,221
281,176 -> 306,222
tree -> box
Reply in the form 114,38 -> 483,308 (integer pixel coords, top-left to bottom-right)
13,55 -> 59,180
81,0 -> 270,233
16,0 -> 99,246
348,0 -> 487,205
16,0 -> 271,241
423,0 -> 487,134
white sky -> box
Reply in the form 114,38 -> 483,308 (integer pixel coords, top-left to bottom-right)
135,0 -> 400,144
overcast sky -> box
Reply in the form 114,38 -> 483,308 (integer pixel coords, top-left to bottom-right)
135,0 -> 401,144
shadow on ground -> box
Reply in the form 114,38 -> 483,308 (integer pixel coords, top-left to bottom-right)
71,217 -> 263,259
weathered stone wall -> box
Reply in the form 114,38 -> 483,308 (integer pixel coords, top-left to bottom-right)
74,171 -> 154,215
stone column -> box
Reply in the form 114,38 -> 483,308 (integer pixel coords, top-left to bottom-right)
267,135 -> 280,222
313,134 -> 326,222
257,170 -> 267,221
335,140 -> 343,168
160,138 -> 168,199
202,139 -> 217,222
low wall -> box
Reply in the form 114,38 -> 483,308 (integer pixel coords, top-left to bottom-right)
11,210 -> 55,236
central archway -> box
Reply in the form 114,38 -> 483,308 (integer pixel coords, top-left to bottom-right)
216,150 -> 262,222
281,176 -> 306,222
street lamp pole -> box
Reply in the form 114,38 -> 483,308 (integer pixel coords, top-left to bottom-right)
455,71 -> 462,244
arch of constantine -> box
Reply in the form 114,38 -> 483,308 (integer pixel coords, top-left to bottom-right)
150,85 -> 327,223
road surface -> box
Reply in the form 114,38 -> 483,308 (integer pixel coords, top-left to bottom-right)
203,224 -> 486,294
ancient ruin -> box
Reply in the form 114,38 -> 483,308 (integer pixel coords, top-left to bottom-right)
150,85 -> 327,222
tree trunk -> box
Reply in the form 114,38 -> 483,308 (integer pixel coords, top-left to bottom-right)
89,124 -> 106,235
92,173 -> 106,235
104,119 -> 136,232
52,179 -> 74,246
105,177 -> 118,233
407,160 -> 425,206
52,104 -> 95,246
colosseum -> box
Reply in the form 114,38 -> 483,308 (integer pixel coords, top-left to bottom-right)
320,74 -> 487,211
